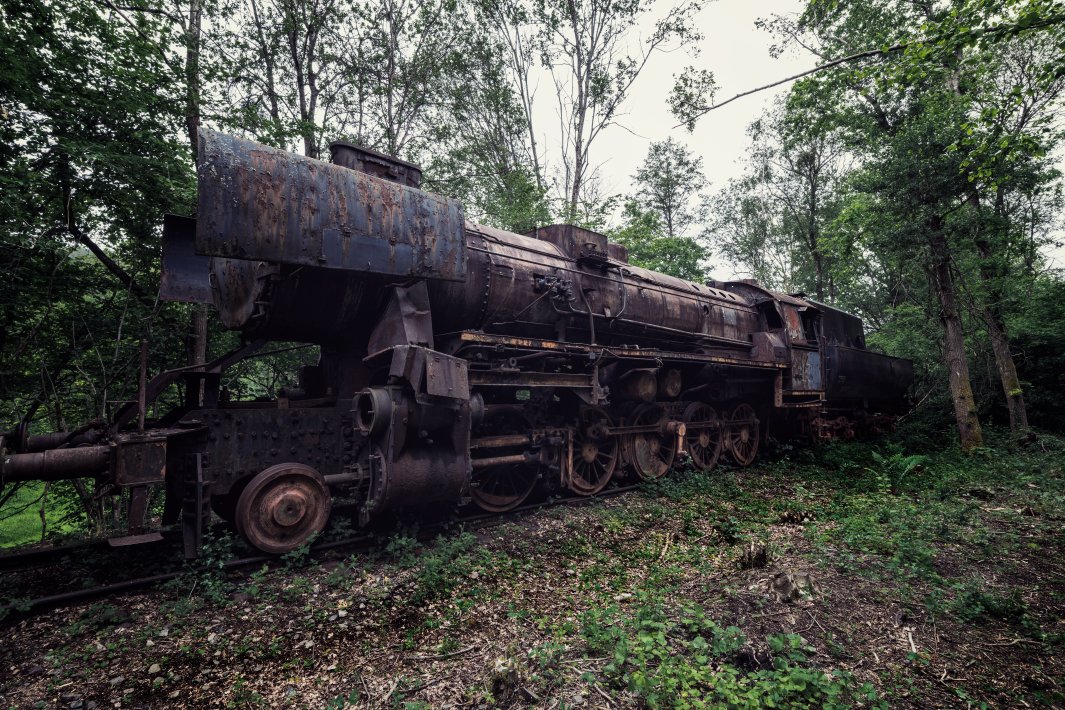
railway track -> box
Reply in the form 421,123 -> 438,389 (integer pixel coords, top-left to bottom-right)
0,483 -> 644,618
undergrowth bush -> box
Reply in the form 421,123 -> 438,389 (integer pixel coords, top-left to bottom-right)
580,596 -> 881,709
950,580 -> 1029,623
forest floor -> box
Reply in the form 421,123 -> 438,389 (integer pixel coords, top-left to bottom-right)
1,428 -> 1063,709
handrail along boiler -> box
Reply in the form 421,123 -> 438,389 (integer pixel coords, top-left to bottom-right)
0,131 -> 914,556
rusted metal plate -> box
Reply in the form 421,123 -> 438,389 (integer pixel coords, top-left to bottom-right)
196,129 -> 466,281
824,345 -> 913,410
159,214 -> 211,303
329,141 -> 422,188
526,224 -> 608,259
108,532 -> 164,547
367,282 -> 434,353
114,438 -> 167,485
425,352 -> 469,400
790,348 -> 823,391
783,306 -> 805,343
386,345 -> 429,387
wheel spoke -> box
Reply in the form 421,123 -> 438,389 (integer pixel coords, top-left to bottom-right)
728,403 -> 759,467
570,407 -> 617,495
683,403 -> 721,471
628,405 -> 676,480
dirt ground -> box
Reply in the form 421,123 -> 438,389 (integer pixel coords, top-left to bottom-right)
2,438 -> 1063,709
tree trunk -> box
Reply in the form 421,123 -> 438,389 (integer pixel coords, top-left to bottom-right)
974,230 -> 1029,435
39,482 -> 49,542
185,0 -> 208,386
185,0 -> 202,160
985,312 -> 1028,433
971,186 -> 1029,435
808,163 -> 824,300
928,225 -> 983,449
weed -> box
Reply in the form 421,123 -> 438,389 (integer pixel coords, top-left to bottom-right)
280,537 -> 315,569
866,449 -> 928,495
226,677 -> 265,708
325,560 -> 354,588
0,597 -> 31,622
164,530 -> 237,606
61,603 -> 129,637
324,690 -> 361,709
580,596 -> 876,708
383,533 -> 420,567
407,532 -> 481,605
714,516 -> 743,544
242,564 -> 271,600
950,580 -> 1028,623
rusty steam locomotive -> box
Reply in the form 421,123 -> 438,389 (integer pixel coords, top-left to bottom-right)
0,131 -> 913,556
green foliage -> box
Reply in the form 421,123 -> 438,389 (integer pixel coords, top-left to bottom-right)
0,596 -> 32,623
610,200 -> 708,280
280,538 -> 315,570
632,137 -> 709,240
801,428 -> 1065,606
580,598 -> 872,708
408,532 -> 481,605
950,580 -> 1029,623
0,0 -> 200,537
226,676 -> 265,708
0,482 -> 79,547
166,530 -> 237,606
534,0 -> 703,217
712,98 -> 848,300
866,449 -> 928,495
1009,275 -> 1065,429
61,603 -> 129,637
382,531 -> 489,606
690,0 -> 1065,439
382,532 -> 422,568
324,689 -> 362,709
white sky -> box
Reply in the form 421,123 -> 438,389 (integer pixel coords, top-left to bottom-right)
585,0 -> 811,199
528,0 -> 1064,275
529,0 -> 814,278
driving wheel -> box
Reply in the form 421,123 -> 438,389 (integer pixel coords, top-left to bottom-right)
683,402 -> 722,471
470,407 -> 539,512
623,404 -> 677,480
727,403 -> 760,467
569,406 -> 619,495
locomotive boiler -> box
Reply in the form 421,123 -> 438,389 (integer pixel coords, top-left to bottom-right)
0,130 -> 913,556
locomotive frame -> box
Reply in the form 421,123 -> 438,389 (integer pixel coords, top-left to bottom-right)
0,130 -> 913,557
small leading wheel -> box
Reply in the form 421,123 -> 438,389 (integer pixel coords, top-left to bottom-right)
727,403 -> 760,467
470,408 -> 539,512
624,404 -> 677,480
683,402 -> 722,471
235,463 -> 331,554
570,406 -> 619,495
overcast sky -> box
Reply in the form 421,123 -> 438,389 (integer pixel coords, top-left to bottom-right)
529,0 -> 1063,275
582,0 -> 812,199
530,0 -> 813,277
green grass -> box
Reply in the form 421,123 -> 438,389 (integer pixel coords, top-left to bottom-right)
0,482 -> 73,547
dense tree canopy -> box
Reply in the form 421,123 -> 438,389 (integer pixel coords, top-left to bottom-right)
1,0 -> 1063,464
688,0 -> 1065,445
